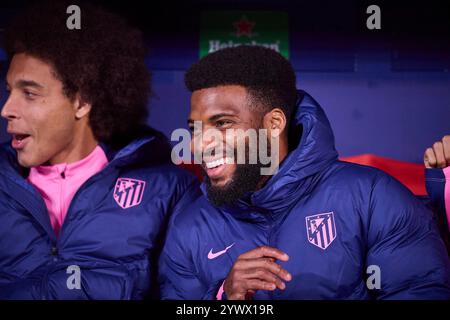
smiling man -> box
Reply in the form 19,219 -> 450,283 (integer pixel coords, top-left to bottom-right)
159,45 -> 450,300
0,2 -> 199,299
187,84 -> 285,206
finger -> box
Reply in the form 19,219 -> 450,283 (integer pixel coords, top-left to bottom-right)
239,246 -> 289,262
243,267 -> 287,290
433,142 -> 447,168
234,258 -> 292,282
242,267 -> 286,289
225,279 -> 276,300
235,258 -> 292,281
244,279 -> 277,292
442,135 -> 450,166
424,148 -> 437,168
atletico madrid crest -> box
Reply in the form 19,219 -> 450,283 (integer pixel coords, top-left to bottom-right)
305,212 -> 337,250
113,178 -> 146,209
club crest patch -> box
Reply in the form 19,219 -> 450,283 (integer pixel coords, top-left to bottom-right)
113,178 -> 146,209
305,212 -> 337,250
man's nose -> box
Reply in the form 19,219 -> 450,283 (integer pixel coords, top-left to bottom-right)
0,96 -> 19,120
192,132 -> 209,156
192,128 -> 223,157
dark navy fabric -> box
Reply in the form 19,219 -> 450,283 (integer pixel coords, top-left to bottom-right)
425,168 -> 450,254
0,130 -> 200,299
159,91 -> 450,300
426,168 -> 448,229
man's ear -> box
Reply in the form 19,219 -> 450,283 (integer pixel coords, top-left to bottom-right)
263,108 -> 287,138
73,94 -> 92,120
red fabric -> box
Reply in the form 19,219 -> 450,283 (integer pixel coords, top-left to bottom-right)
178,163 -> 204,181
179,154 -> 427,196
340,154 -> 426,196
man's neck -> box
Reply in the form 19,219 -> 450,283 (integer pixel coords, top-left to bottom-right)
256,135 -> 289,190
45,128 -> 98,166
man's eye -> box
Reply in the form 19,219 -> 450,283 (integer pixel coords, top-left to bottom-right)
24,90 -> 36,98
216,120 -> 232,128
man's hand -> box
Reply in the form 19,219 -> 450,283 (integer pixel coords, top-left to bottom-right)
224,246 -> 292,300
424,135 -> 450,169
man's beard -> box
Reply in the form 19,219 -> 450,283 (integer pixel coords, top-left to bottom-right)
204,139 -> 271,207
205,162 -> 263,207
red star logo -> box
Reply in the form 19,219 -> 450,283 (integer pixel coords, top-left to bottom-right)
233,16 -> 255,38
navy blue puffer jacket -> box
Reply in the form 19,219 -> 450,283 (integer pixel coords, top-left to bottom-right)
0,130 -> 200,299
159,91 -> 450,300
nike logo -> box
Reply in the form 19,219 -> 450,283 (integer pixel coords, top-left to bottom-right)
207,243 -> 235,260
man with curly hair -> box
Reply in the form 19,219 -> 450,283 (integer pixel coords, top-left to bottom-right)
0,2 -> 199,299
159,45 -> 450,300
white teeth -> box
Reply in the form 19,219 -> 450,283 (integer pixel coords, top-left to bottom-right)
206,158 -> 225,169
205,157 -> 233,169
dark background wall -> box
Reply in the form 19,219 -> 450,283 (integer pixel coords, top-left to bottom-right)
1,0 -> 449,163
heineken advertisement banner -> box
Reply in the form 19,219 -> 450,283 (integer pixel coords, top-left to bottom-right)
200,11 -> 289,59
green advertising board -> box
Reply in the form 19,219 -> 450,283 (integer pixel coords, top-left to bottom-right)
200,11 -> 289,59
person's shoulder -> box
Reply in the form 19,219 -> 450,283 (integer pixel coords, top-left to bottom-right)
124,162 -> 199,190
170,194 -> 220,230
325,160 -> 393,189
328,160 -> 417,202
332,160 -> 385,179
145,162 -> 197,182
0,143 -> 18,175
0,142 -> 14,162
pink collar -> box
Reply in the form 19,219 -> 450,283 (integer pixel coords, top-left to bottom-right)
31,146 -> 108,179
28,145 -> 109,235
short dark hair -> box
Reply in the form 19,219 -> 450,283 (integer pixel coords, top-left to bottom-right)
185,45 -> 298,121
5,1 -> 151,146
